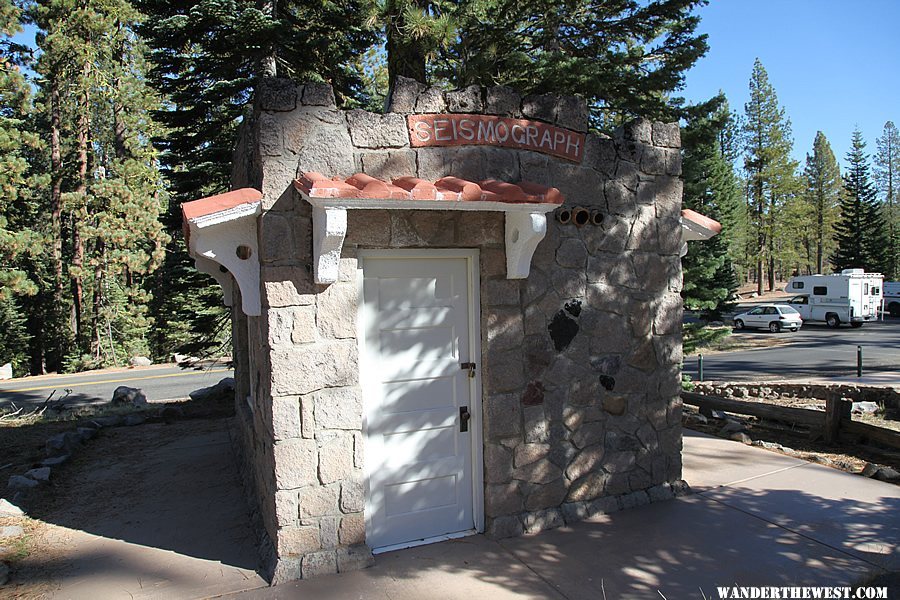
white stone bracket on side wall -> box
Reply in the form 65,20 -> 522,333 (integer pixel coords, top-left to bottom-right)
304,196 -> 555,284
186,201 -> 262,316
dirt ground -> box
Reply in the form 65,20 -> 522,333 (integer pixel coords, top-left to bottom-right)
683,404 -> 900,483
1,411 -> 266,599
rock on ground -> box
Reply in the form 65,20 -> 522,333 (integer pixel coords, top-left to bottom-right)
0,499 -> 24,517
189,377 -> 235,403
7,475 -> 39,490
0,526 -> 24,539
111,386 -> 148,407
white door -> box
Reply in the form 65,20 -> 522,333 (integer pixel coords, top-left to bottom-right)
359,251 -> 482,551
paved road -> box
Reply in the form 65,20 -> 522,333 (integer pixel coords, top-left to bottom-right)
0,363 -> 234,410
684,317 -> 900,382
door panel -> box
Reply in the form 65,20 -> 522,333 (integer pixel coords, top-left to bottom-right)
362,254 -> 477,550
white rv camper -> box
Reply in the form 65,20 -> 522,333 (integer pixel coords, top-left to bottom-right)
884,281 -> 900,316
784,269 -> 883,328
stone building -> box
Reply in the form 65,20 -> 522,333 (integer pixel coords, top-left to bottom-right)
181,77 -> 720,583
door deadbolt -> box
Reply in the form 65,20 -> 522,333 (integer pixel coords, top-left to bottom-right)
459,406 -> 471,432
460,362 -> 476,378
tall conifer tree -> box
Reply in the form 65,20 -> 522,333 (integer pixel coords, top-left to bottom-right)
802,132 -> 841,274
681,94 -> 741,315
875,121 -> 900,279
742,59 -> 798,293
833,129 -> 888,274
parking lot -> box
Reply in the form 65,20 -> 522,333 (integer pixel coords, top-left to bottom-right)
683,315 -> 900,382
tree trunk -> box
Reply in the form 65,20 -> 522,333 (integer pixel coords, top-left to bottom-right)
50,79 -> 64,296
72,59 -> 91,350
256,0 -> 278,77
386,0 -> 428,92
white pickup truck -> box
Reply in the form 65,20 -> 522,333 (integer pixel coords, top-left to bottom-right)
784,269 -> 883,328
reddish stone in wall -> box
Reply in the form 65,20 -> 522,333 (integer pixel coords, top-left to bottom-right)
407,114 -> 586,163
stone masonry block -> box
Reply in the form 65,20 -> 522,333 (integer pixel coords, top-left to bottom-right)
258,78 -> 299,112
653,293 -> 683,336
316,282 -> 358,340
359,151 -> 417,182
347,110 -> 408,148
274,438 -> 318,490
619,118 -> 652,144
640,146 -> 668,176
522,94 -> 556,122
345,209 -> 391,246
258,113 -> 283,157
337,545 -> 375,573
387,76 -> 425,113
262,266 -> 316,308
486,308 -> 525,354
278,525 -> 321,557
485,481 -> 523,516
485,86 -> 521,116
415,87 -> 446,113
485,393 -> 522,440
340,477 -> 365,513
652,122 -> 681,148
302,83 -> 336,107
314,386 -> 363,430
302,551 -> 338,579
318,433 -> 354,485
270,341 -> 357,396
319,516 -> 338,549
291,306 -> 317,344
297,485 -> 339,520
584,134 -> 617,176
445,85 -> 483,113
484,443 -> 514,484
339,514 -> 366,545
272,396 -> 302,440
275,489 -> 299,527
555,96 -> 589,132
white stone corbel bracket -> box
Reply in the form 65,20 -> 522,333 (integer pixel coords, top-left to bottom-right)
304,195 -> 558,283
505,212 -> 547,279
312,206 -> 348,285
186,201 -> 262,316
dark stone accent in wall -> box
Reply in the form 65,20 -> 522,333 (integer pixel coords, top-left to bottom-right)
599,375 -> 616,391
563,299 -> 582,317
522,381 -> 545,406
548,309 -> 579,352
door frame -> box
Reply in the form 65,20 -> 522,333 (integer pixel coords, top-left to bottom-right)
356,248 -> 485,552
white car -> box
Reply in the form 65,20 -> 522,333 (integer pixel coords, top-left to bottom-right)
733,304 -> 803,333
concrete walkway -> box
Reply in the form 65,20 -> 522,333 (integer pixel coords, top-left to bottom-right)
228,431 -> 899,600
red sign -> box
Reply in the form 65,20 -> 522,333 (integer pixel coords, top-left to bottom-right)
407,114 -> 585,163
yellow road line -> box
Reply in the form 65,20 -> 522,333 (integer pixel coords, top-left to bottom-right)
0,369 -> 231,393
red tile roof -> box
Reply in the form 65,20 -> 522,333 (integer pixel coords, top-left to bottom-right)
294,172 -> 564,205
681,208 -> 722,234
182,188 -> 262,222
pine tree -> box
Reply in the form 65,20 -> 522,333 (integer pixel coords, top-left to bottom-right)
26,0 -> 169,370
137,0 -> 377,359
802,132 -> 841,274
833,129 -> 888,274
438,0 -> 708,125
875,121 -> 900,279
0,0 -> 39,298
742,59 -> 798,293
681,94 -> 741,316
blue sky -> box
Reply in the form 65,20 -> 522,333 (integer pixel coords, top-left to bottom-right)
681,0 -> 900,168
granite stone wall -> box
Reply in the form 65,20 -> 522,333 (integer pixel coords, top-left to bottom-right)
228,77 -> 687,583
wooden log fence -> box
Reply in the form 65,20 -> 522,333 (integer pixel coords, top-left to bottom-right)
681,390 -> 900,450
